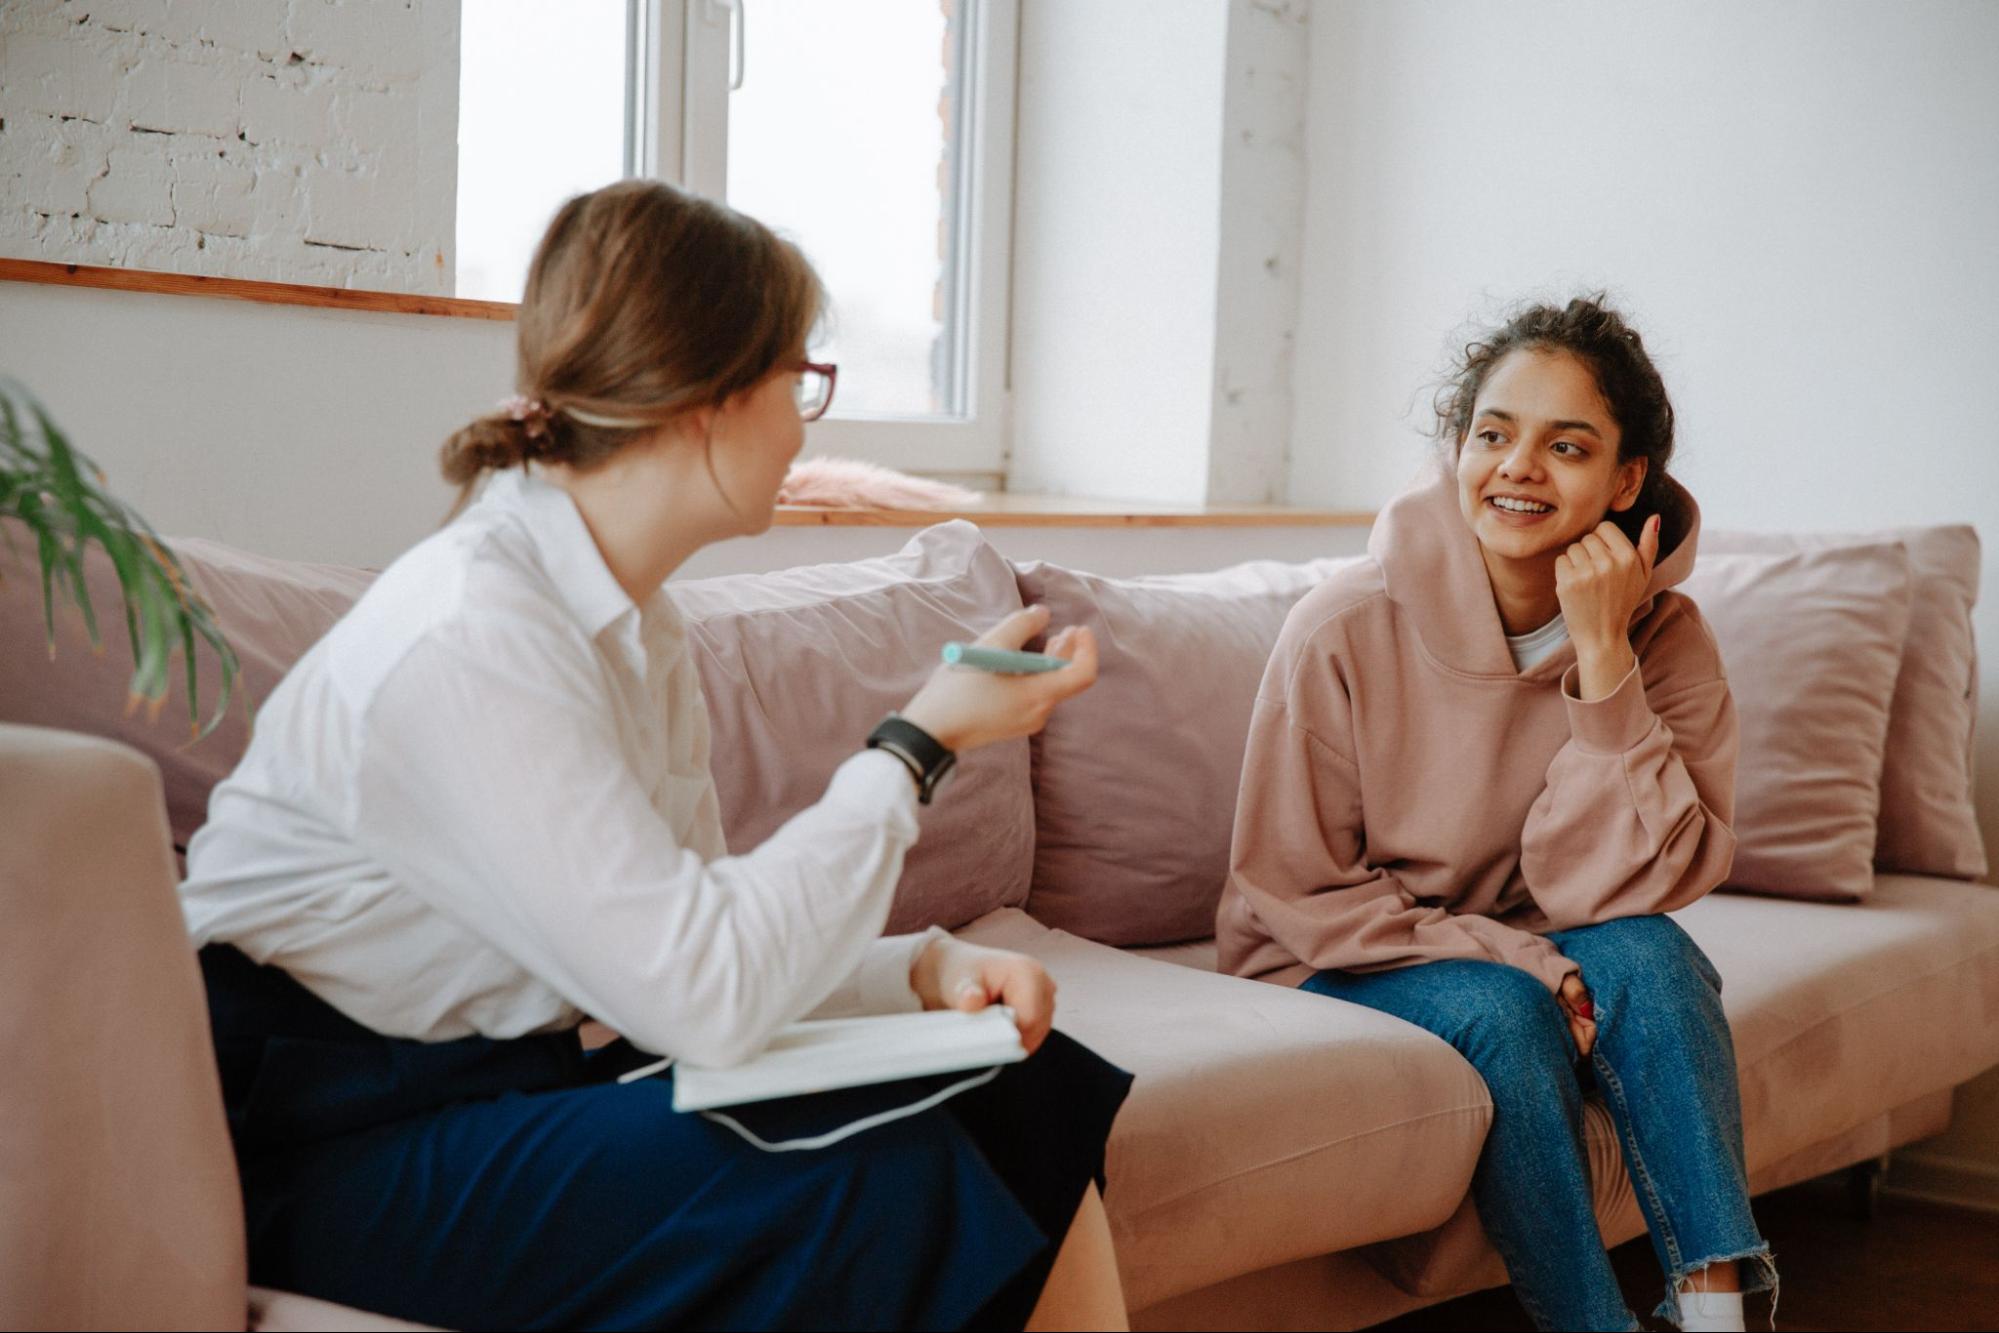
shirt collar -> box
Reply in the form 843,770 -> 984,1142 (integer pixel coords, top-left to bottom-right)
483,468 -> 639,641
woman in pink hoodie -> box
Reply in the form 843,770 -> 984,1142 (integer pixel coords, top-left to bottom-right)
1220,298 -> 1773,1332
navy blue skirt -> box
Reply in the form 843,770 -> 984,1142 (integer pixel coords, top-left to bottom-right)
200,946 -> 1132,1331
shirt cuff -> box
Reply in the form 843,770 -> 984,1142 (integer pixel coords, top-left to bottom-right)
1524,941 -> 1583,994
817,928 -> 943,1018
874,927 -> 948,1015
826,749 -> 924,843
1559,659 -> 1657,755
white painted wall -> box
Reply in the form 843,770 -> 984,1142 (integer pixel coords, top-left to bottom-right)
1291,0 -> 1999,1201
1009,0 -> 1310,507
1009,0 -> 1228,506
0,281 -> 511,565
0,0 -> 460,293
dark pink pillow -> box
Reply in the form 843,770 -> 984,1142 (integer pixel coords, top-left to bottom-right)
1704,526 -> 1984,880
0,524 -> 373,850
1681,543 -> 1915,900
1013,556 -> 1360,946
670,521 -> 1034,934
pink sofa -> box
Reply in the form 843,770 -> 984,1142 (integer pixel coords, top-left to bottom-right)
3,519 -> 1996,1331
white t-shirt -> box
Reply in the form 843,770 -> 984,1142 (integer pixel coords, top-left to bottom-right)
180,468 -> 928,1069
1505,612 -> 1571,672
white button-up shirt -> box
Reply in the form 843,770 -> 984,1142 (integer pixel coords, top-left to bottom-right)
181,469 -> 929,1068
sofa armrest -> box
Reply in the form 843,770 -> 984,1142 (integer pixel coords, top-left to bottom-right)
0,723 -> 245,1331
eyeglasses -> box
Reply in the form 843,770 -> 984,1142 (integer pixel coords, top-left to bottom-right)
790,360 -> 838,422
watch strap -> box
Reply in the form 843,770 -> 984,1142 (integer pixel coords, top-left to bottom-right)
866,714 -> 957,806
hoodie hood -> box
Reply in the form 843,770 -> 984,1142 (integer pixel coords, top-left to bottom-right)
1367,461 -> 1703,677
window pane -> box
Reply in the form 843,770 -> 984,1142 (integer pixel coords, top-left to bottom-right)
726,0 -> 961,418
457,2 -> 628,301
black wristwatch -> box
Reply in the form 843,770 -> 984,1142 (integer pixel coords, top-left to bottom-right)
866,714 -> 957,805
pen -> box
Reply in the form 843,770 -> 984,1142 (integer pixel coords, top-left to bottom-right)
940,642 -> 1071,674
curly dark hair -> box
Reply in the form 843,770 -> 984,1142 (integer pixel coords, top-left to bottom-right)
1431,295 -> 1679,547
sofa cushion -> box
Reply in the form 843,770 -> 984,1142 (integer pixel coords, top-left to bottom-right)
672,521 -> 1033,933
0,525 -> 373,852
958,908 -> 1491,1311
1705,526 -> 1985,880
1680,543 -> 1914,899
1680,874 -> 1999,1164
1012,556 -> 1359,946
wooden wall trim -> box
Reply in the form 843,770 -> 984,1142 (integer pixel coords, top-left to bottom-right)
773,495 -> 1374,528
0,258 -> 517,321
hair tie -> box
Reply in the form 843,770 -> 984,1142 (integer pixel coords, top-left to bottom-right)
499,394 -> 554,443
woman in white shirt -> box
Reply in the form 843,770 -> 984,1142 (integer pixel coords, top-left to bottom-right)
179,180 -> 1129,1331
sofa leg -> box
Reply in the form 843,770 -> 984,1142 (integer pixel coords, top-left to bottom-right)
1846,1155 -> 1888,1221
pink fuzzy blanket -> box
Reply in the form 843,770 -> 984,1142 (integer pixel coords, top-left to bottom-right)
776,456 -> 981,509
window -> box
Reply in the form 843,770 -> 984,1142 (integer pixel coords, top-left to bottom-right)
459,0 -> 1016,480
455,2 -> 628,304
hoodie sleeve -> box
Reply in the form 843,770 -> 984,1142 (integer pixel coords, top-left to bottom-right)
1519,598 -> 1739,928
1227,632 -> 1580,994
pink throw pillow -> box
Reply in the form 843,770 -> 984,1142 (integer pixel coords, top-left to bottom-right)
1704,527 -> 1984,880
0,525 -> 373,851
2,519 -> 1035,933
1013,556 -> 1360,946
670,521 -> 1034,934
1681,543 -> 1915,900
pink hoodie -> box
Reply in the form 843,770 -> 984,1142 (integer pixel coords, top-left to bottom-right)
1217,465 -> 1739,994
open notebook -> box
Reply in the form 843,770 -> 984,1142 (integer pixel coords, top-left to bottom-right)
633,1006 -> 1029,1112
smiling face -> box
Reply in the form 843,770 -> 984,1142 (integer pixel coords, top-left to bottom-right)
1454,347 -> 1647,567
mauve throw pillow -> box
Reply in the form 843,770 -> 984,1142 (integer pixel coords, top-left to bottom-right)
1680,543 -> 1915,900
669,521 -> 1034,934
1013,556 -> 1360,946
0,524 -> 374,851
1705,526 -> 1984,880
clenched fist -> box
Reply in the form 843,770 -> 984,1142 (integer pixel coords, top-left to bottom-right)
1555,514 -> 1660,700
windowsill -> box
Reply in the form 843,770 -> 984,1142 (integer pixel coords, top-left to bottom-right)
773,492 -> 1375,528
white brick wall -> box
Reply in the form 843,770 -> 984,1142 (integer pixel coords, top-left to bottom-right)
0,0 -> 460,294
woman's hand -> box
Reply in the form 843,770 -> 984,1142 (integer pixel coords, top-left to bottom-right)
1558,973 -> 1597,1058
911,935 -> 1057,1055
899,605 -> 1099,753
1555,514 -> 1659,700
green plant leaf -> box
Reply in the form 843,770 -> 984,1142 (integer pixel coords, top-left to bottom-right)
0,376 -> 239,735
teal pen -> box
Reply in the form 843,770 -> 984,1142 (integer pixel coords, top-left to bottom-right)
940,642 -> 1070,674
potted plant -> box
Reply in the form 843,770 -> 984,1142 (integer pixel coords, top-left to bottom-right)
1,377 -> 237,736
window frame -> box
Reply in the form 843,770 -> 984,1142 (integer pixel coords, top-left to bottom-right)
628,0 -> 1016,480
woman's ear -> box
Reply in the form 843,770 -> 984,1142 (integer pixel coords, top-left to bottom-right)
1609,456 -> 1649,513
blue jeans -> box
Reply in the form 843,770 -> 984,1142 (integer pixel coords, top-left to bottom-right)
1305,914 -> 1775,1331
